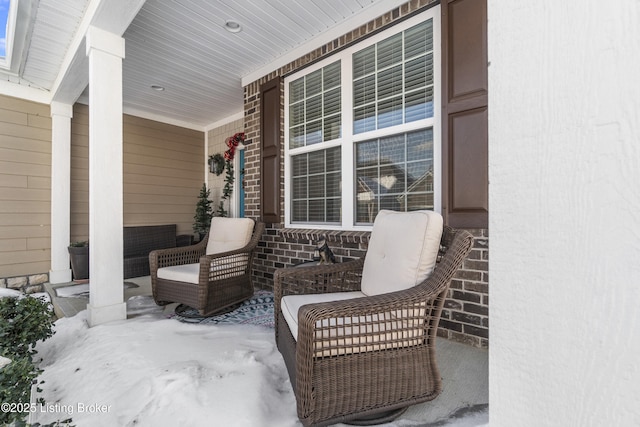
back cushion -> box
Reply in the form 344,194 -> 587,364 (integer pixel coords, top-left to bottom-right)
206,217 -> 255,255
361,210 -> 443,296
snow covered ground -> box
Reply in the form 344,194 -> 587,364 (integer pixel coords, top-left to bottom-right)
1,291 -> 488,426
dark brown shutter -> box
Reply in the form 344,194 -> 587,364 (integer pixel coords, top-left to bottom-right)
441,0 -> 488,228
260,77 -> 282,224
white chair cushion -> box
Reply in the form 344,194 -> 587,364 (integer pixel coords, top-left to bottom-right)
281,291 -> 426,357
206,217 -> 254,255
361,210 -> 443,296
281,291 -> 365,341
157,263 -> 200,284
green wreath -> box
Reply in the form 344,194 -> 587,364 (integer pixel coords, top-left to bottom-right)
208,153 -> 225,175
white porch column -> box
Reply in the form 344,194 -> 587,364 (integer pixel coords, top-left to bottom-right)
49,102 -> 73,284
85,26 -> 126,326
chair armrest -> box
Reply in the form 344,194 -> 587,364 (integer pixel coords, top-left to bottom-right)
273,258 -> 364,318
149,237 -> 208,272
274,258 -> 364,295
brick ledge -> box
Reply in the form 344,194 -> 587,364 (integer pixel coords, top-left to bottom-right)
279,228 -> 370,244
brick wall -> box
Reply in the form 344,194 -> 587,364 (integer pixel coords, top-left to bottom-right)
241,0 -> 489,348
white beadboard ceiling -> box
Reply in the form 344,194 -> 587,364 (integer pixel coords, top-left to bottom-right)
1,0 -> 407,130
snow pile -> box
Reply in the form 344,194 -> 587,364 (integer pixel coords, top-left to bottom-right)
32,312 -> 298,426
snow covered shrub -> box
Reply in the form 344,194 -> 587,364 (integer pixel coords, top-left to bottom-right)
0,295 -> 55,358
0,295 -> 55,425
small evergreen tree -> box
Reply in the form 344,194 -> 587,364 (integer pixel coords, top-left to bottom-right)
193,183 -> 212,236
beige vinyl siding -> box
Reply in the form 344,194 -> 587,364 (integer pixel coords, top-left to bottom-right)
0,95 -> 52,278
70,104 -> 205,242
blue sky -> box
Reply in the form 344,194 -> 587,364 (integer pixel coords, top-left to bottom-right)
0,0 -> 10,58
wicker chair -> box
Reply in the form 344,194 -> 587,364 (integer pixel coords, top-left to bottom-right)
150,218 -> 265,316
274,211 -> 474,426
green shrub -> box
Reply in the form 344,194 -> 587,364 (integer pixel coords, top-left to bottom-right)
0,295 -> 56,426
0,295 -> 55,358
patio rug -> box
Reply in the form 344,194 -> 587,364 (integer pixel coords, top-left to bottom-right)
171,290 -> 274,328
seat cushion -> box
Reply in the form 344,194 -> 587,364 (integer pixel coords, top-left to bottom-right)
361,210 -> 443,296
281,291 -> 426,357
281,291 -> 365,341
206,217 -> 255,255
157,263 -> 200,284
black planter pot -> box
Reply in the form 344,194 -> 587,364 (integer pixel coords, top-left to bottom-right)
68,245 -> 89,280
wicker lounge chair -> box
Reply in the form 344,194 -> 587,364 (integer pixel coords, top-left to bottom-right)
150,218 -> 264,316
274,210 -> 474,426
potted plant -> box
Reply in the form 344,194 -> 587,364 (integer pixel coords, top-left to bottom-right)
193,183 -> 213,241
68,241 -> 89,281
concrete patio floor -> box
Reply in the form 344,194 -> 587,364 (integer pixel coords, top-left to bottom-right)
43,277 -> 488,426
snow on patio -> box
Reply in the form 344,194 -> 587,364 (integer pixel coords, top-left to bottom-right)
0,290 -> 487,427
32,309 -> 299,426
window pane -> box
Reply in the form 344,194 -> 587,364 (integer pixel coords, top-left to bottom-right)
407,161 -> 431,189
377,33 -> 402,70
292,154 -> 307,176
353,75 -> 375,107
306,120 -> 322,145
377,65 -> 403,100
354,105 -> 376,134
326,147 -> 341,171
308,150 -> 325,174
407,193 -> 433,211
323,61 -> 341,90
356,167 -> 379,199
326,198 -> 341,222
306,69 -> 322,96
290,79 -> 305,103
324,114 -> 341,141
353,45 -> 375,79
355,129 -> 434,225
308,200 -> 325,222
405,55 -> 428,92
380,135 -> 405,164
290,102 -> 304,127
378,96 -> 403,129
306,95 -> 322,122
404,20 -> 433,59
379,194 -> 402,212
290,125 -> 305,149
324,88 -> 341,115
326,172 -> 341,197
407,128 -> 433,160
292,200 -> 307,222
308,175 -> 325,198
293,177 -> 307,199
405,89 -> 429,122
356,139 -> 378,167
291,147 -> 341,224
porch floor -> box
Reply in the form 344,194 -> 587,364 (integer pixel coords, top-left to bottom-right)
43,277 -> 488,426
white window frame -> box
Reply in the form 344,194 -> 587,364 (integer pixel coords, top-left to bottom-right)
0,0 -> 18,70
284,7 -> 441,231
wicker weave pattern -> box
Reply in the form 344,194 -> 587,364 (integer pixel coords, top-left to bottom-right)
274,226 -> 474,426
150,221 -> 265,316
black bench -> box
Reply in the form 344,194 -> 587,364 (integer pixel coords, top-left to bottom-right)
123,225 -> 191,279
